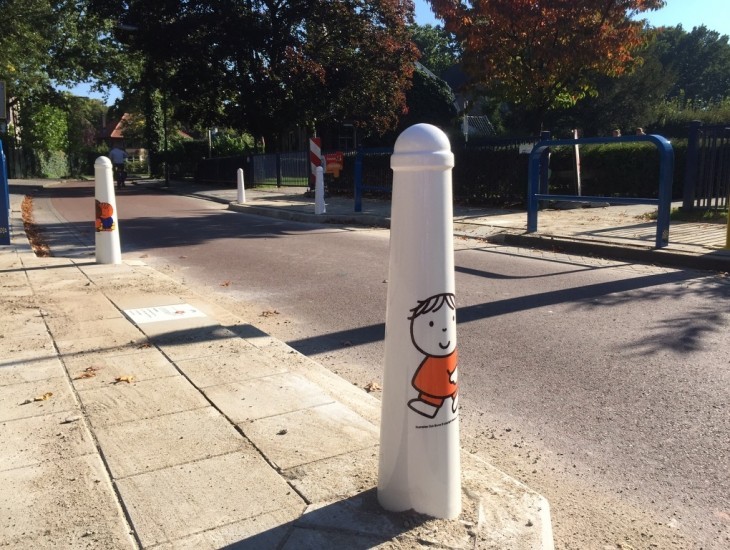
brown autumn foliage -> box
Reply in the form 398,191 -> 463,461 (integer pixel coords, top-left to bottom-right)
429,0 -> 665,127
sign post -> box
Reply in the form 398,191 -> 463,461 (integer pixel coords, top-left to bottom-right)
378,124 -> 461,519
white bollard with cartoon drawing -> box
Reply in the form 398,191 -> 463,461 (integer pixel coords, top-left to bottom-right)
95,156 -> 122,264
378,124 -> 461,519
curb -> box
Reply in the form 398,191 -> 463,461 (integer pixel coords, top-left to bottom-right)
491,233 -> 730,272
228,202 -> 391,228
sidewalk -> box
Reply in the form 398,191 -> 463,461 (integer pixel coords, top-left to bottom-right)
1,183 -> 554,548
136,178 -> 730,273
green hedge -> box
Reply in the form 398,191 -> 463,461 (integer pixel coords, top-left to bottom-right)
548,140 -> 686,200
37,151 -> 69,179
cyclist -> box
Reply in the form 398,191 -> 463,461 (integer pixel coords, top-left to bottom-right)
109,143 -> 128,189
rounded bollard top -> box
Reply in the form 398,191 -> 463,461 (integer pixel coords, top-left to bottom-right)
95,156 -> 112,167
391,123 -> 454,171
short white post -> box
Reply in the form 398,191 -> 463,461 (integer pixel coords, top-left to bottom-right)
378,124 -> 460,519
94,156 -> 122,264
237,168 -> 246,203
315,166 -> 326,214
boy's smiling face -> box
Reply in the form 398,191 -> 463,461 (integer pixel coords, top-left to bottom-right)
410,305 -> 456,357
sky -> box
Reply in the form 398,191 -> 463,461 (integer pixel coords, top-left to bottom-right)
414,0 -> 730,35
67,0 -> 730,105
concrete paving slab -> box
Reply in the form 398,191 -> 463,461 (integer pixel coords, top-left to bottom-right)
204,372 -> 336,423
295,492 -> 404,540
78,375 -> 209,428
283,352 -> 382,426
18,256 -> 75,269
0,283 -> 34,297
149,507 -> 302,550
0,254 -> 23,268
282,527 -> 393,549
0,357 -> 67,386
152,326 -> 253,361
95,406 -> 246,479
24,269 -> 90,292
282,447 -> 379,503
0,378 -> 78,422
54,332 -> 150,356
36,292 -> 124,321
116,451 -> 304,548
242,402 -> 379,470
175,349 -> 289,388
45,316 -> 143,342
64,347 -> 180,389
0,270 -> 30,290
0,454 -> 136,549
0,412 -> 95,471
0,308 -> 48,338
2,334 -> 56,361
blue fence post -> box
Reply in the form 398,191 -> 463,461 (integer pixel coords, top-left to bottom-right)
653,135 -> 675,248
0,141 -> 10,245
527,143 -> 544,233
682,120 -> 701,211
354,147 -> 363,212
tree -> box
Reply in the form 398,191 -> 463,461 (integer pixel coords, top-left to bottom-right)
87,0 -> 419,149
409,23 -> 461,77
0,0 -> 129,108
653,25 -> 730,105
428,0 -> 665,130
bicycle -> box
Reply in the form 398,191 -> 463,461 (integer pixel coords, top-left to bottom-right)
113,163 -> 127,190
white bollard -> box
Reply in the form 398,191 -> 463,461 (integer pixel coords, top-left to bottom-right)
94,156 -> 122,264
237,168 -> 246,203
315,165 -> 326,214
378,124 -> 460,519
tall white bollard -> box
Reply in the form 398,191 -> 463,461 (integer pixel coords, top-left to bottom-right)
378,124 -> 460,519
315,165 -> 326,214
237,168 -> 246,203
95,156 -> 122,264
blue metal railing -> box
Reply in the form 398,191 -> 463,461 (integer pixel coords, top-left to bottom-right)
1,141 -> 10,245
354,147 -> 393,212
527,134 -> 674,248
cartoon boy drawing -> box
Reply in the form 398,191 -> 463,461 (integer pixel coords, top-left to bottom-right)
95,200 -> 115,232
407,292 -> 458,419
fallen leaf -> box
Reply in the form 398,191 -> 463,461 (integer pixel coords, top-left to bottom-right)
73,366 -> 100,380
260,310 -> 279,317
114,376 -> 135,384
138,342 -> 151,349
277,429 -> 288,435
34,392 -> 53,401
341,340 -> 353,347
220,280 -> 231,287
364,381 -> 382,393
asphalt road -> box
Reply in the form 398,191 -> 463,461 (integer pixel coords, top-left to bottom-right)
45,182 -> 730,548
